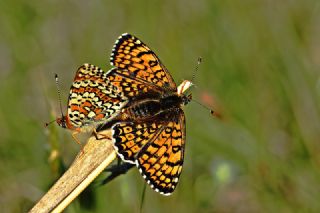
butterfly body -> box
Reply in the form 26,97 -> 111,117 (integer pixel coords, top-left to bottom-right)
122,93 -> 190,123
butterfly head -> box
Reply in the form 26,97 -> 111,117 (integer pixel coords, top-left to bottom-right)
56,116 -> 67,128
177,80 -> 193,106
182,93 -> 192,106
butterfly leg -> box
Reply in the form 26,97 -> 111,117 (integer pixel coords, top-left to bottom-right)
71,131 -> 84,153
92,128 -> 111,140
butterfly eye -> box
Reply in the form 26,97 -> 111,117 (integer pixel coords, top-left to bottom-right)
186,94 -> 192,104
181,94 -> 192,105
187,94 -> 192,100
62,119 -> 67,128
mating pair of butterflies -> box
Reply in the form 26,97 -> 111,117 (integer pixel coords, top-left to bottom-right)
56,33 -> 194,195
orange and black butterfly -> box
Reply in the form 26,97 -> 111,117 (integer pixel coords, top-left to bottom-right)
56,33 -> 193,195
105,33 -> 193,195
54,64 -> 128,143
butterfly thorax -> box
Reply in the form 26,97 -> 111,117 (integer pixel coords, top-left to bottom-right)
123,94 -> 190,122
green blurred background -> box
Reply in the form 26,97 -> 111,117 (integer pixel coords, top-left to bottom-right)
1,0 -> 320,212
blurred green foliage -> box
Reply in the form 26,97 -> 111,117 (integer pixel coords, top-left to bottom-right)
0,0 -> 320,212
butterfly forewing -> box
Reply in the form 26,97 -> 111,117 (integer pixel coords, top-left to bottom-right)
68,64 -> 128,128
106,68 -> 162,101
110,33 -> 177,91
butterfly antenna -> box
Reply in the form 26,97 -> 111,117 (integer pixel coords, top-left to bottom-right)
44,119 -> 56,127
191,57 -> 202,83
44,74 -> 64,128
189,57 -> 214,115
55,73 -> 64,118
191,99 -> 215,116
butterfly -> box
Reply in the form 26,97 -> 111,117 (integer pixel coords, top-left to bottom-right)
55,64 -> 128,142
103,33 -> 194,195
55,33 -> 193,195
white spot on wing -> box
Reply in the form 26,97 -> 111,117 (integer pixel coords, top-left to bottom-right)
135,159 -> 139,166
162,192 -> 171,196
88,111 -> 95,118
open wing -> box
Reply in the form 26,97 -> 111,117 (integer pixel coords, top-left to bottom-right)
106,68 -> 163,102
112,109 -> 185,195
110,33 -> 177,91
67,64 -> 128,128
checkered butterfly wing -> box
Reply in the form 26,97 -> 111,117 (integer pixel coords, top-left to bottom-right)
106,68 -> 163,102
67,64 -> 128,128
112,109 -> 185,195
110,33 -> 177,93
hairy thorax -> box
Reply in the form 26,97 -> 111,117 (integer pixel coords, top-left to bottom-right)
122,95 -> 183,122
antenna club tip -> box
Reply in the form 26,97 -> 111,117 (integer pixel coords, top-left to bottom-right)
210,110 -> 215,116
45,119 -> 57,127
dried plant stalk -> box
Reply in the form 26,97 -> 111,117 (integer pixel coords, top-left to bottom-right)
29,129 -> 116,213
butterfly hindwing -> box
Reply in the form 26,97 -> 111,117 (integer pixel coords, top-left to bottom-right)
68,64 -> 128,128
111,109 -> 185,195
110,33 -> 177,91
136,109 -> 185,195
112,121 -> 164,163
